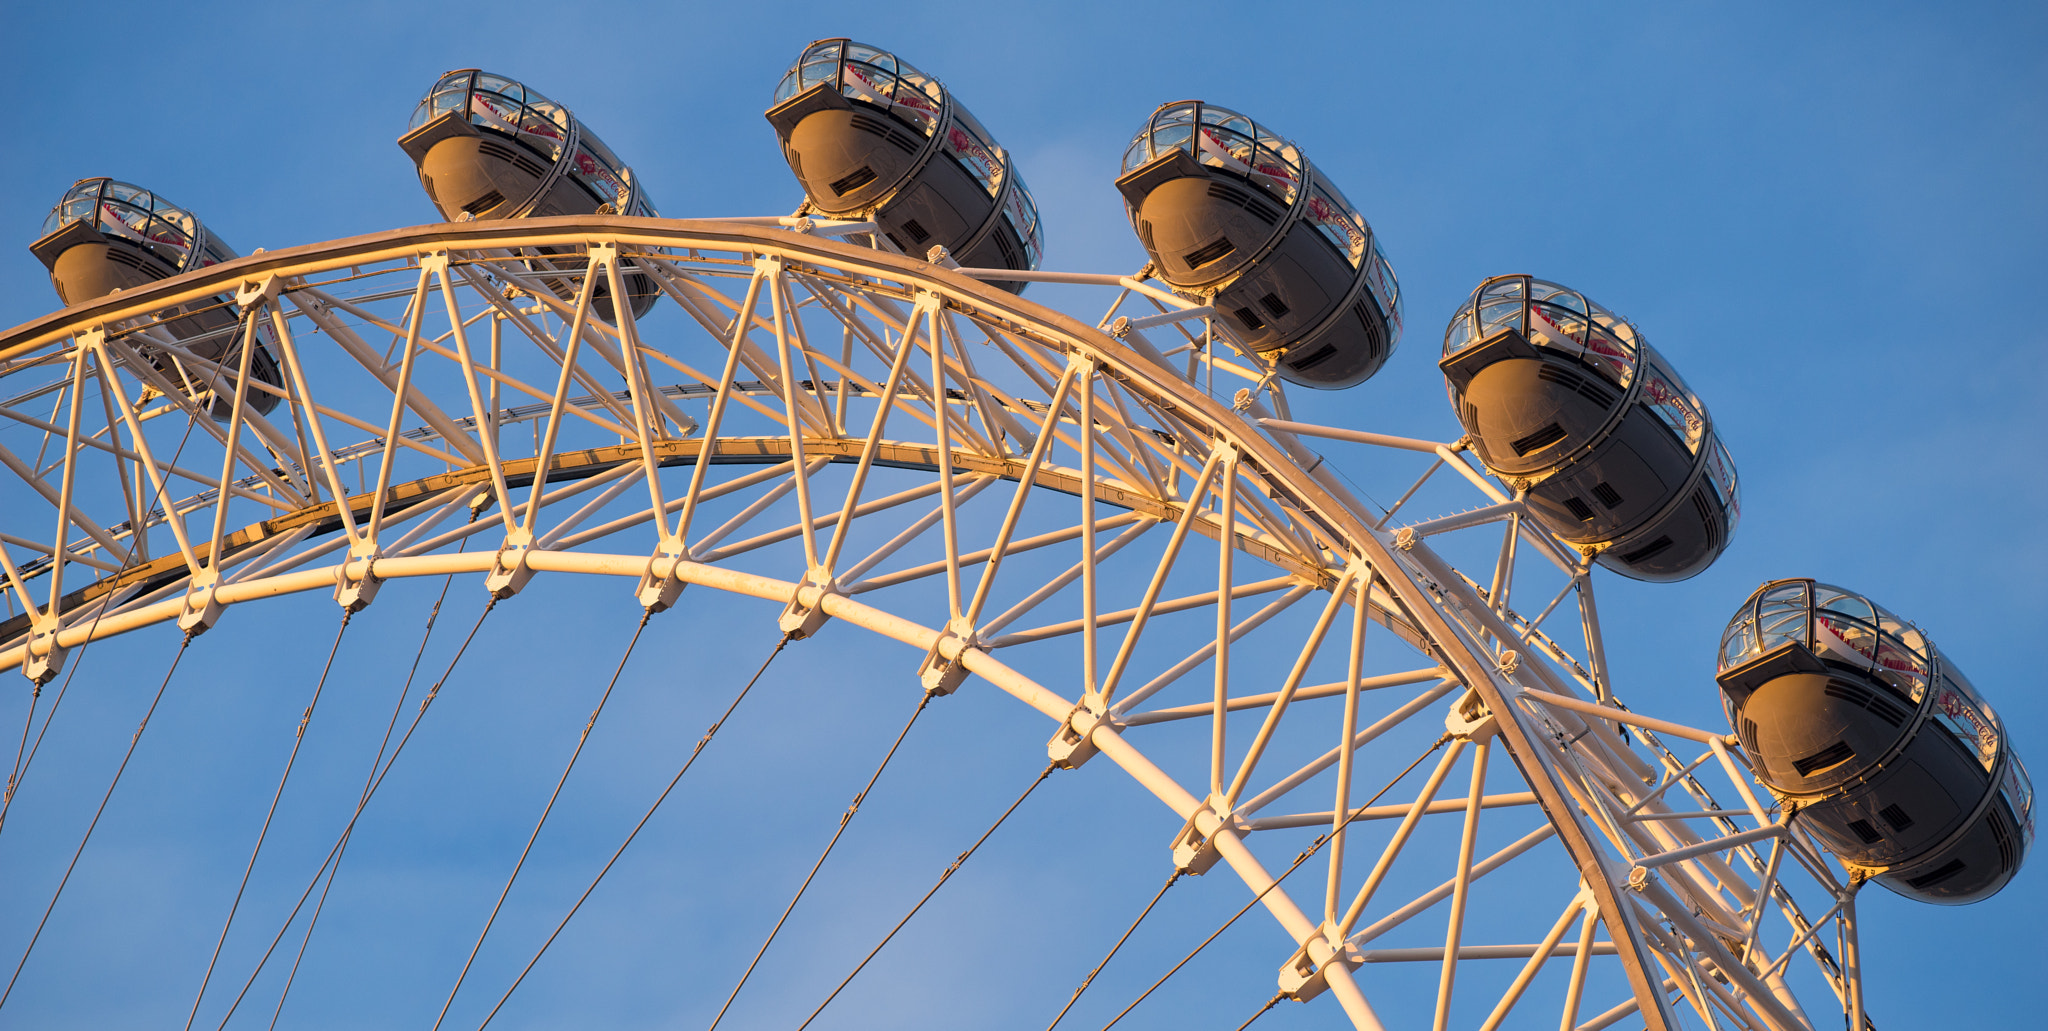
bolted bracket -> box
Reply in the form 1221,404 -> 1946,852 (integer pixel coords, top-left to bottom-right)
916,616 -> 976,696
22,616 -> 67,686
234,273 -> 283,311
777,566 -> 837,640
485,528 -> 536,599
1046,697 -> 1112,770
1168,796 -> 1253,875
334,538 -> 383,613
636,539 -> 688,613
1278,930 -> 1357,1002
925,244 -> 960,269
178,570 -> 225,635
1446,685 -> 1500,743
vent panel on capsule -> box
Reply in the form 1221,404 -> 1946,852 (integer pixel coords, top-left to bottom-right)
765,39 -> 1043,294
398,69 -> 661,323
1114,101 -> 1401,390
28,177 -> 282,420
1716,579 -> 2033,904
1440,275 -> 1738,581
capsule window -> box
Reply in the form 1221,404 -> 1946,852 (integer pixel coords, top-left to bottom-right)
1905,859 -> 1967,889
1618,534 -> 1675,564
1508,422 -> 1566,456
1791,740 -> 1856,777
1933,676 -> 2000,770
1184,237 -> 1237,270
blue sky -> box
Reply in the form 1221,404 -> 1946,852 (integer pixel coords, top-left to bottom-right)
1,2 -> 2043,1028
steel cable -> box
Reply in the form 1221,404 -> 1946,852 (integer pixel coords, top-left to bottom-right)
265,526 -> 478,1029
705,688 -> 935,1031
207,595 -> 499,1031
0,629 -> 193,1011
1096,733 -> 1455,1031
431,609 -> 653,1031
1233,992 -> 1285,1031
475,631 -> 792,1031
1043,869 -> 1185,1031
795,761 -> 1059,1031
182,611 -> 351,1031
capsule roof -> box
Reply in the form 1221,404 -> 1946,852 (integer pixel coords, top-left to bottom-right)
772,38 -> 1043,270
1719,577 -> 2033,835
1119,101 -> 1402,348
1444,274 -> 1740,532
37,177 -> 237,274
405,69 -> 656,217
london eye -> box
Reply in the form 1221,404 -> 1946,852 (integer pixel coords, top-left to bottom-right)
0,22 -> 2036,1031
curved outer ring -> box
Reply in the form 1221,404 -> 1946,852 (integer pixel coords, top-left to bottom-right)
0,215 -> 1680,1030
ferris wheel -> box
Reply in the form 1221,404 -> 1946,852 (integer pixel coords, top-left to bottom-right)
0,40 -> 2028,1031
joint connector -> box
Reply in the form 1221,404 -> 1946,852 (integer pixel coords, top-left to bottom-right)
636,543 -> 688,613
1279,933 -> 1351,1002
22,618 -> 67,686
777,567 -> 836,640
1107,316 -> 1132,339
485,530 -> 536,599
178,574 -> 224,635
917,616 -> 976,696
234,273 -> 283,310
1445,687 -> 1499,743
925,244 -> 960,269
1047,699 -> 1111,770
334,540 -> 383,613
1169,798 -> 1250,875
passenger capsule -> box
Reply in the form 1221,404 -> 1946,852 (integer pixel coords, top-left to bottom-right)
765,39 -> 1043,291
28,177 -> 281,419
1716,580 -> 2033,903
1114,101 -> 1402,389
398,69 -> 660,321
1440,276 -> 1737,581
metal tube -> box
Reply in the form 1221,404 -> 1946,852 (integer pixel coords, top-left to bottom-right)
1335,740 -> 1469,939
1435,740 -> 1490,1031
1478,893 -> 1589,1031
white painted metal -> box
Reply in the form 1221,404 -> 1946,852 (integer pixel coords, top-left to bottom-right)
0,216 -> 1871,1031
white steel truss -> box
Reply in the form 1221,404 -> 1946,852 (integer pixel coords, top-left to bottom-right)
0,217 -> 1870,1031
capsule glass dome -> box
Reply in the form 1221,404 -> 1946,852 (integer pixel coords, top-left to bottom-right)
1114,101 -> 1401,389
1440,275 -> 1738,581
38,178 -> 238,285
29,177 -> 283,420
1716,579 -> 2032,904
765,39 -> 1043,289
402,69 -> 656,221
398,69 -> 661,322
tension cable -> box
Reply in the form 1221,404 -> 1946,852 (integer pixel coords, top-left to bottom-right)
796,760 -> 1059,1031
3,340 -> 238,840
0,629 -> 194,1011
706,687 -> 936,1031
1097,733 -> 1455,1031
208,595 -> 500,1031
475,631 -> 793,1031
1043,868 -> 1185,1031
183,612 -> 352,1031
267,528 -> 479,1029
432,609 -> 654,1031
